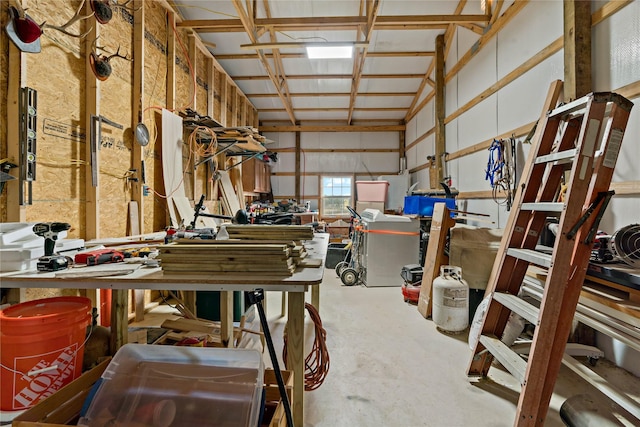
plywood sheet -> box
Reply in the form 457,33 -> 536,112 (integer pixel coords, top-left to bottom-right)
162,109 -> 185,226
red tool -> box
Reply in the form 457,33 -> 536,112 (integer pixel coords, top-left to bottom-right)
75,249 -> 124,266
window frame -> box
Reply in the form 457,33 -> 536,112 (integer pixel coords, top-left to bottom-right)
320,175 -> 354,218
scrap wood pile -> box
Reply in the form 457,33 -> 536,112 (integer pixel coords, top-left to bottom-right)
158,242 -> 297,274
158,225 -> 319,275
224,224 -> 314,241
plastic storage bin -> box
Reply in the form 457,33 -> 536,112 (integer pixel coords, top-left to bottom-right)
78,344 -> 264,427
356,180 -> 389,202
403,196 -> 456,217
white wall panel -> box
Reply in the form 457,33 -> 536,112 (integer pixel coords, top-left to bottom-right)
593,1 -> 640,91
271,152 -> 295,173
264,132 -> 294,149
457,38 -> 497,107
406,145 -> 418,170
282,57 -> 354,75
302,132 -> 398,149
270,176 -> 295,197
445,119 -> 459,154
445,74 -> 459,115
612,97 -> 640,183
496,52 -> 564,133
417,134 -> 434,164
600,196 -> 640,236
457,93 -> 498,146
235,79 -> 277,95
496,1 -> 563,80
455,150 -> 492,192
302,152 -> 360,173
302,175 -> 319,197
291,96 -> 349,109
258,112 -> 292,121
416,101 -> 433,137
365,78 -> 423,93
363,57 -> 431,75
406,116 -> 417,143
286,79 -> 351,93
355,95 -> 413,109
352,110 -> 406,120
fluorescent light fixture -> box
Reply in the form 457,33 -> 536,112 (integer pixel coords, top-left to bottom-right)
306,45 -> 353,59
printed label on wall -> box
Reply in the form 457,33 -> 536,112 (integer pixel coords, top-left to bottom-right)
42,118 -> 85,142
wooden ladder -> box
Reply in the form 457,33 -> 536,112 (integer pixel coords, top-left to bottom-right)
467,81 -> 634,427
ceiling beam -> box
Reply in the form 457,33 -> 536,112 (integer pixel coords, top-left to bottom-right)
247,92 -> 416,97
214,51 -> 435,60
259,107 -> 408,112
405,0 -> 468,121
233,73 -> 425,80
178,14 -> 490,30
348,0 -> 380,124
260,124 -> 406,132
240,41 -> 369,50
230,0 -> 296,124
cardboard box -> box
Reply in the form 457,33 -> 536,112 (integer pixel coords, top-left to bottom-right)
262,369 -> 294,427
12,358 -> 111,427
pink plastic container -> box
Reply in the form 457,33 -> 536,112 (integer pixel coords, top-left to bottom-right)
356,180 -> 389,202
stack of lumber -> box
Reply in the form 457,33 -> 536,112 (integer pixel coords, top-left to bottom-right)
158,242 -> 297,275
225,225 -> 314,242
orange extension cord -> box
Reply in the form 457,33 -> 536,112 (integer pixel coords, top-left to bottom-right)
282,303 -> 330,391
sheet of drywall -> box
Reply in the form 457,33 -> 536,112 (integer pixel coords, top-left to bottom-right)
457,38 -> 498,108
497,2 -> 562,80
593,1 -> 640,91
496,52 -> 563,133
162,109 -> 185,226
456,94 -> 499,146
302,132 -> 398,149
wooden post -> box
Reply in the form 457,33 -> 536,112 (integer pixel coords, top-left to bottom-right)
188,32 -> 197,110
167,12 -> 176,111
434,34 -> 445,184
110,290 -> 128,354
84,4 -> 100,239
295,126 -> 301,202
220,78 -> 227,126
132,0 -> 145,236
287,291 -> 305,427
564,0 -> 592,100
6,0 -> 26,222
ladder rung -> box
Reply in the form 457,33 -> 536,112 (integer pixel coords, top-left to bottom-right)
520,202 -> 564,212
492,292 -> 540,325
548,97 -> 589,118
507,248 -> 553,268
535,148 -> 577,164
479,335 -> 528,385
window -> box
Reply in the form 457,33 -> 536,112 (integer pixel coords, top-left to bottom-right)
321,176 -> 353,216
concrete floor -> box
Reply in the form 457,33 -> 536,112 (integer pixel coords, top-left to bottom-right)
133,267 -> 640,427
262,268 -> 640,427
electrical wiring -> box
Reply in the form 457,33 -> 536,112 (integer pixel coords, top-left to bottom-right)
282,303 -> 330,391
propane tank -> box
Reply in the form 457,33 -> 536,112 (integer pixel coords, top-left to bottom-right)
432,265 -> 469,334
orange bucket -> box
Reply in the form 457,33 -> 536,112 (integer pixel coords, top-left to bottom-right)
0,296 -> 92,411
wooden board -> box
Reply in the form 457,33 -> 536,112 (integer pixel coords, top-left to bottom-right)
219,170 -> 242,214
162,109 -> 185,226
417,204 -> 456,318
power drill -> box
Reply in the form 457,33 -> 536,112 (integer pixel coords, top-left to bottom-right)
32,222 -> 71,256
32,223 -> 71,272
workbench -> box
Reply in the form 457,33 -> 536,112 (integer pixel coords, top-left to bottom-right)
1,233 -> 329,426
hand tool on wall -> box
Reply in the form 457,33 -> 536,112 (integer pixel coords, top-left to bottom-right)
90,114 -> 123,187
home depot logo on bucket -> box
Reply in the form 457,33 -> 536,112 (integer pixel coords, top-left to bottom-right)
11,344 -> 78,410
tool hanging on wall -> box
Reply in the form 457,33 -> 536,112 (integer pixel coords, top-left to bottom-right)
90,115 -> 123,187
0,160 -> 17,194
485,138 -> 517,210
19,87 -> 37,205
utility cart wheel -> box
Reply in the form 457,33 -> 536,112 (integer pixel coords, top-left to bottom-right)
335,261 -> 348,276
340,268 -> 359,286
